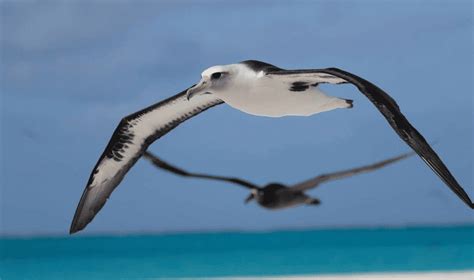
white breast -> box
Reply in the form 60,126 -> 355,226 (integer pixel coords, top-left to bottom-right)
217,70 -> 350,118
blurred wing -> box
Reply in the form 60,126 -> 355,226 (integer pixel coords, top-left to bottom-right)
143,151 -> 258,189
267,68 -> 473,208
291,152 -> 414,192
70,89 -> 223,233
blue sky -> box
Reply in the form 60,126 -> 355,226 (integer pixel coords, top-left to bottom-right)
1,1 -> 472,236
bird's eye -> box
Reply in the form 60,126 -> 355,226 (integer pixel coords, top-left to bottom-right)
211,72 -> 222,79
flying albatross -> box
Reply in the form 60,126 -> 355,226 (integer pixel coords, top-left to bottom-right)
70,60 -> 473,234
143,151 -> 415,209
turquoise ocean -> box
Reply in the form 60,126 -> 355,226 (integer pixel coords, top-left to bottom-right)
1,225 -> 473,279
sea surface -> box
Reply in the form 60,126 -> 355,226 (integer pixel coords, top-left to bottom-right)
1,225 -> 473,279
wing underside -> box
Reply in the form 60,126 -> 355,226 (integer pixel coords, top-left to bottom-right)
70,90 -> 223,233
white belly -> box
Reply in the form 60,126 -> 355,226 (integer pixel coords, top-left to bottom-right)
217,78 -> 350,118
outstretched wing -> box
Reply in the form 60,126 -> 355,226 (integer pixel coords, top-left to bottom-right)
70,89 -> 223,233
143,151 -> 258,189
267,68 -> 473,208
291,152 -> 414,192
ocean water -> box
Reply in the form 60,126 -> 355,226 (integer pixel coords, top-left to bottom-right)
1,225 -> 473,279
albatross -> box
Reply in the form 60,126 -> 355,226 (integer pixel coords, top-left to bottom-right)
143,151 -> 414,209
70,60 -> 473,234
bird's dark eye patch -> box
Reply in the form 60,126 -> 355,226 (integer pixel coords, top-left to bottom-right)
211,72 -> 222,79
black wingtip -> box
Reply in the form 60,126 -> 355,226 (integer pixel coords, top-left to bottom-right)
69,227 -> 78,235
69,210 -> 81,235
69,226 -> 78,235
69,220 -> 84,235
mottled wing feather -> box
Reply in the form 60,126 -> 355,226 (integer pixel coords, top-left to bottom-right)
267,68 -> 473,208
70,89 -> 223,233
290,152 -> 414,192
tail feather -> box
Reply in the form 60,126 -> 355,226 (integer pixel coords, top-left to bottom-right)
344,99 -> 354,108
306,198 -> 321,205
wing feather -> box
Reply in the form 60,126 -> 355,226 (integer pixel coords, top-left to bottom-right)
290,152 -> 414,192
267,68 -> 473,208
70,89 -> 223,233
143,151 -> 258,189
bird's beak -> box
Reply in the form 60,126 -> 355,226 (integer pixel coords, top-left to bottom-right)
244,193 -> 255,204
186,79 -> 210,101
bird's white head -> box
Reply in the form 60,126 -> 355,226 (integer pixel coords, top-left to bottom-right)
186,64 -> 243,100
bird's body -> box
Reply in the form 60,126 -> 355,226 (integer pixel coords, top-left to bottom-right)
203,62 -> 351,117
70,59 -> 473,234
250,184 -> 319,209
